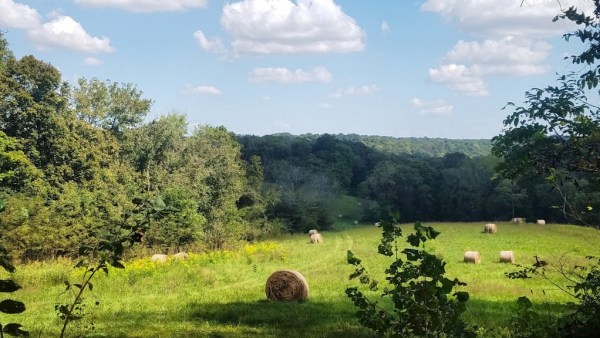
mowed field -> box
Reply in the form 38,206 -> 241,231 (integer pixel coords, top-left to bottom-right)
5,222 -> 600,337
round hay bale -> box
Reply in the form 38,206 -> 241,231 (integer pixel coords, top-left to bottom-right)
537,219 -> 546,225
308,229 -> 318,236
309,233 -> 323,244
512,217 -> 524,224
464,251 -> 481,264
151,254 -> 168,264
173,252 -> 189,260
265,270 -> 309,302
500,251 -> 515,264
483,223 -> 497,234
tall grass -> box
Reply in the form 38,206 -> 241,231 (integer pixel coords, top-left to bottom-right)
6,222 -> 599,337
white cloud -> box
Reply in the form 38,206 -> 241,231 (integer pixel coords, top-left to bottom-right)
319,102 -> 334,109
249,66 -> 332,84
75,0 -> 208,12
410,97 -> 453,117
420,0 -> 585,96
27,15 -> 115,53
193,31 -> 226,54
329,84 -> 381,98
83,56 -> 103,66
421,0 -> 593,38
0,0 -> 41,29
220,0 -> 365,55
380,21 -> 390,34
428,64 -> 488,97
181,85 -> 222,95
443,38 -> 551,76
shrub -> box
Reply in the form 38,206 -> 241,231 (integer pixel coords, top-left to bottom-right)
346,213 -> 474,337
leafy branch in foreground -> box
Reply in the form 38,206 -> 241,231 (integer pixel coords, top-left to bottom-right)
57,196 -> 175,338
507,255 -> 600,336
0,200 -> 28,337
346,213 -> 473,337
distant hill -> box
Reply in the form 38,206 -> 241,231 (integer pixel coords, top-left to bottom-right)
266,133 -> 493,158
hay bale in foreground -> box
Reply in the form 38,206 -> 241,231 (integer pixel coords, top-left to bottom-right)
151,254 -> 168,263
464,251 -> 481,264
265,270 -> 309,302
500,251 -> 515,264
308,229 -> 318,236
309,233 -> 323,244
484,223 -> 497,234
173,252 -> 189,260
537,219 -> 546,225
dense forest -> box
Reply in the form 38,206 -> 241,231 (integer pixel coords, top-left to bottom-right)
0,32 -> 584,262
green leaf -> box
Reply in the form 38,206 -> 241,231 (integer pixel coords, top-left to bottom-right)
454,291 -> 470,302
0,257 -> 16,273
110,259 -> 125,269
88,282 -> 93,291
0,279 -> 21,293
516,296 -> 532,310
347,250 -> 361,265
0,299 -> 26,314
73,283 -> 83,289
151,196 -> 167,210
2,323 -> 29,337
74,259 -> 86,268
0,198 -> 5,212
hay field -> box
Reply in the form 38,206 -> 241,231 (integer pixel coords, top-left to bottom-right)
6,222 -> 600,337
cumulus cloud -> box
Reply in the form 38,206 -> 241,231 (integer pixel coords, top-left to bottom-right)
249,66 -> 332,84
217,0 -> 365,55
194,31 -> 227,54
181,85 -> 222,95
420,0 -> 588,96
428,64 -> 488,97
443,38 -> 551,76
75,0 -> 208,12
329,84 -> 380,98
27,15 -> 115,53
83,56 -> 103,66
421,0 -> 592,38
410,97 -> 453,117
0,0 -> 42,29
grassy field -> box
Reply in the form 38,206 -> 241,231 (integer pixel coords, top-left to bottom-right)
5,221 -> 600,337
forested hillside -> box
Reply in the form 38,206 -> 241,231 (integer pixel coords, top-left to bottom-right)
265,133 -> 493,158
237,133 -> 582,232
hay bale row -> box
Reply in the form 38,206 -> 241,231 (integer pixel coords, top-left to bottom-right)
537,219 -> 546,225
464,251 -> 516,264
512,217 -> 524,224
483,223 -> 497,233
151,252 -> 189,263
265,270 -> 309,302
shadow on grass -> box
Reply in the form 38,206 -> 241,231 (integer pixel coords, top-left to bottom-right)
86,297 -> 572,337
188,299 -> 374,338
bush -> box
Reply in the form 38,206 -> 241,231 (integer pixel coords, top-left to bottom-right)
346,214 -> 474,337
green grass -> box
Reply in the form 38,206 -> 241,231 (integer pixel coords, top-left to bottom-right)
5,222 -> 600,337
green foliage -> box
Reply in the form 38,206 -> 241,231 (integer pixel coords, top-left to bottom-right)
73,77 -> 152,138
346,214 -> 473,337
492,1 -> 600,226
0,200 -> 29,337
56,196 -> 172,337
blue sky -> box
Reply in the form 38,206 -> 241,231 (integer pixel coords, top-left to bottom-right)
0,0 -> 593,139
